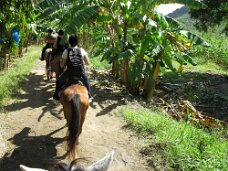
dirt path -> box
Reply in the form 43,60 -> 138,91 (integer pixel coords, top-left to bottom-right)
0,60 -> 152,171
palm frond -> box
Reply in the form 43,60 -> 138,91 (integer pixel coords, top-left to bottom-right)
65,6 -> 99,33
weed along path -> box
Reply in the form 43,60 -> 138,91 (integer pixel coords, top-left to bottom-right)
0,59 -> 152,171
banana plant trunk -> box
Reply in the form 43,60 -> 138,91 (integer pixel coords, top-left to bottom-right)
112,60 -> 120,78
142,61 -> 160,102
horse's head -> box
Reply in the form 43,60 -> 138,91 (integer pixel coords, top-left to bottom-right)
20,150 -> 114,171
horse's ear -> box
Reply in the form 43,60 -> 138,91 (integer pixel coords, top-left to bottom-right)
86,150 -> 114,171
20,165 -> 48,171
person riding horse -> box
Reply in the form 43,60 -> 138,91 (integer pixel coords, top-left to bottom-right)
50,29 -> 68,79
52,29 -> 66,58
52,34 -> 92,102
40,28 -> 55,61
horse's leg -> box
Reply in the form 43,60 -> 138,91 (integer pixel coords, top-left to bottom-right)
62,103 -> 72,125
44,51 -> 49,80
56,59 -> 63,79
48,53 -> 53,80
45,50 -> 53,81
46,53 -> 50,80
62,102 -> 71,142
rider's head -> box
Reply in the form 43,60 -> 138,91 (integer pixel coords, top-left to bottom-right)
47,28 -> 53,34
58,29 -> 64,36
69,35 -> 78,47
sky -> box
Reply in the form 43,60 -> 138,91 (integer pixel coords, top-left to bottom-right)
155,4 -> 185,15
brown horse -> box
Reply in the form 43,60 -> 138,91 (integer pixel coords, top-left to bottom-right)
44,50 -> 63,80
50,55 -> 63,79
60,84 -> 89,159
44,48 -> 53,80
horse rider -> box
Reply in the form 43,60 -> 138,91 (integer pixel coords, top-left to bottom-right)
40,28 -> 55,61
51,29 -> 67,58
52,34 -> 92,103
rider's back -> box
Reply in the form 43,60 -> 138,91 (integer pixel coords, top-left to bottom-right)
66,47 -> 85,76
45,33 -> 56,44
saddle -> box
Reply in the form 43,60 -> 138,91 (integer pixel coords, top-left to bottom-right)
65,76 -> 84,87
58,76 -> 84,97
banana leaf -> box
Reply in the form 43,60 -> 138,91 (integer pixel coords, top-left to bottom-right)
180,30 -> 211,47
118,49 -> 134,59
163,52 -> 176,71
182,53 -> 197,66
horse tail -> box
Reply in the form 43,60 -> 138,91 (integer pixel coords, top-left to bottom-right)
67,94 -> 81,158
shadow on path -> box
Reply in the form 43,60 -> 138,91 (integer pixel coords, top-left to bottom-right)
0,126 -> 65,170
4,72 -> 63,122
89,71 -> 132,117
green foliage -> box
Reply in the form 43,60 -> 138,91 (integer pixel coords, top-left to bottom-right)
36,0 -> 99,33
189,0 -> 228,34
0,0 -> 36,69
89,54 -> 111,70
180,30 -> 210,47
120,104 -> 228,170
34,0 -> 209,101
190,33 -> 228,70
177,14 -> 228,70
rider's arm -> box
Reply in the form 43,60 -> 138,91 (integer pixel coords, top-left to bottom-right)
81,48 -> 90,65
60,59 -> 66,68
83,56 -> 89,65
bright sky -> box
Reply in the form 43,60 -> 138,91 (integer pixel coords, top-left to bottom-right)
155,4 -> 185,15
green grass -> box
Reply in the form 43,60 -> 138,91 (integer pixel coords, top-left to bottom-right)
120,104 -> 228,171
89,52 -> 111,70
0,45 -> 40,106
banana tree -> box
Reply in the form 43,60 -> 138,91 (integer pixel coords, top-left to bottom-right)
0,0 -> 35,69
35,0 -> 209,102
92,0 -> 210,101
140,14 -> 210,101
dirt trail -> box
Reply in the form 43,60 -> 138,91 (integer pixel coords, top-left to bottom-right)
0,60 -> 152,171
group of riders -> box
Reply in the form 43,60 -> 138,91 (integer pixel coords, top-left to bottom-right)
40,28 -> 92,103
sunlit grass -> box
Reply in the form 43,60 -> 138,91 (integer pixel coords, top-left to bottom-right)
184,61 -> 228,75
120,104 -> 228,170
169,59 -> 228,75
0,46 -> 41,106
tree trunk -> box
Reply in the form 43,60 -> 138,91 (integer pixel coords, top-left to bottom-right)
112,60 -> 120,78
142,62 -> 160,102
3,53 -> 9,69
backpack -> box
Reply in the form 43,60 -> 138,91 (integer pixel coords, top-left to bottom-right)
66,47 -> 85,76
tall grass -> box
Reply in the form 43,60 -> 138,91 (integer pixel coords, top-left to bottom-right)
120,104 -> 228,171
0,46 -> 40,106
